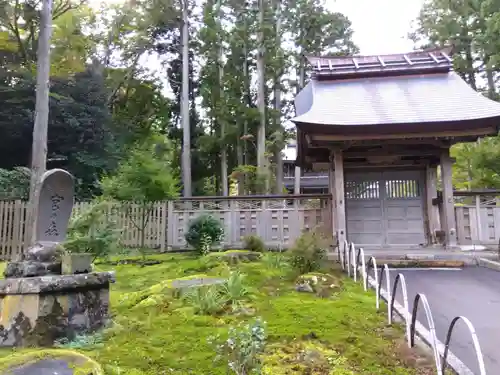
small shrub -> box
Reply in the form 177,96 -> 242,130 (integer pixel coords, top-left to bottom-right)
210,318 -> 267,375
185,214 -> 224,255
289,230 -> 328,274
181,285 -> 226,315
243,235 -> 266,253
64,201 -> 122,261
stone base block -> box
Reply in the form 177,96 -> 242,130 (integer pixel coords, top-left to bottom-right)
0,272 -> 115,347
4,261 -> 61,278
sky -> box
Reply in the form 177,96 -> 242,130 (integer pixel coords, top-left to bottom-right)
89,0 -> 426,55
327,0 -> 426,55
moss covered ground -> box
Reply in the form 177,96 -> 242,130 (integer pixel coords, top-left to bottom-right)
0,253 -> 437,374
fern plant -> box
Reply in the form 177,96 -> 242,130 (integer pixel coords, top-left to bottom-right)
220,271 -> 252,310
182,285 -> 226,315
262,252 -> 289,269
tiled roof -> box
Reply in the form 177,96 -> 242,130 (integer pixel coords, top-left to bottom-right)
292,72 -> 500,126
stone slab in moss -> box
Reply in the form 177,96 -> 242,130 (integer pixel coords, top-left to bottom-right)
206,250 -> 262,263
120,274 -> 226,308
170,277 -> 225,288
295,273 -> 342,298
0,272 -> 115,295
0,350 -> 102,375
7,359 -> 74,375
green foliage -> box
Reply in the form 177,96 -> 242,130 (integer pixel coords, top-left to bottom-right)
210,318 -> 267,375
230,165 -> 268,195
450,138 -> 500,190
0,0 -> 361,199
242,235 -> 266,253
55,332 -> 105,350
65,201 -> 121,260
180,271 -> 252,315
220,271 -> 252,311
0,67 -> 117,199
289,231 -> 328,275
185,214 -> 224,255
0,167 -> 30,200
102,135 -> 179,203
261,252 -> 289,270
181,285 -> 227,315
102,135 -> 179,254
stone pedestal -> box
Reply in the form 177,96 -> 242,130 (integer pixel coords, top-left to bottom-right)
0,272 -> 115,347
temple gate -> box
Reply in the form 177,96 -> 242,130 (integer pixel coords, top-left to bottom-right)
292,47 -> 500,249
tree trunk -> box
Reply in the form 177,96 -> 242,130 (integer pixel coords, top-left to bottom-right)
274,0 -> 283,194
180,0 -> 192,197
242,14 -> 250,194
217,0 -> 228,196
25,0 -> 53,251
236,138 -> 244,195
464,38 -> 476,90
256,0 -> 267,192
486,59 -> 496,99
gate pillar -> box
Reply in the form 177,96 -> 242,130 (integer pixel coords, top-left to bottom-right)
440,148 -> 458,248
332,150 -> 347,246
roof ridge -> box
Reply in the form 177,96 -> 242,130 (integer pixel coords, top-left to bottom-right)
307,47 -> 453,81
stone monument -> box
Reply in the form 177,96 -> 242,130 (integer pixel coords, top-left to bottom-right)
5,169 -> 74,278
0,169 -> 114,347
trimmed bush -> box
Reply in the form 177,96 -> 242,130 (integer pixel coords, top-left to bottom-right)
185,214 -> 224,255
242,234 -> 266,253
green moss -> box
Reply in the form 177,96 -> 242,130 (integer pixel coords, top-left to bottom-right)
263,341 -> 356,374
0,254 -> 432,374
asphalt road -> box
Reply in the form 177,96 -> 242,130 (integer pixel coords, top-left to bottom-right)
381,267 -> 500,375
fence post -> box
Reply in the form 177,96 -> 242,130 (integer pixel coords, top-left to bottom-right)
475,195 -> 482,244
160,201 -> 168,252
13,200 -> 22,260
166,200 -> 174,251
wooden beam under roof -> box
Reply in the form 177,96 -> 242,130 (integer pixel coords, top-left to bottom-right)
311,127 -> 496,142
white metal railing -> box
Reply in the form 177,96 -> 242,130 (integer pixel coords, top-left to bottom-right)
336,240 -> 486,375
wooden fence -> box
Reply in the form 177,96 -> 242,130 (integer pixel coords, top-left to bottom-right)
454,191 -> 500,246
0,195 -> 332,260
3,191 -> 499,261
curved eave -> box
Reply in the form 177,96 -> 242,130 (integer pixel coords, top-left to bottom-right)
291,72 -> 500,127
